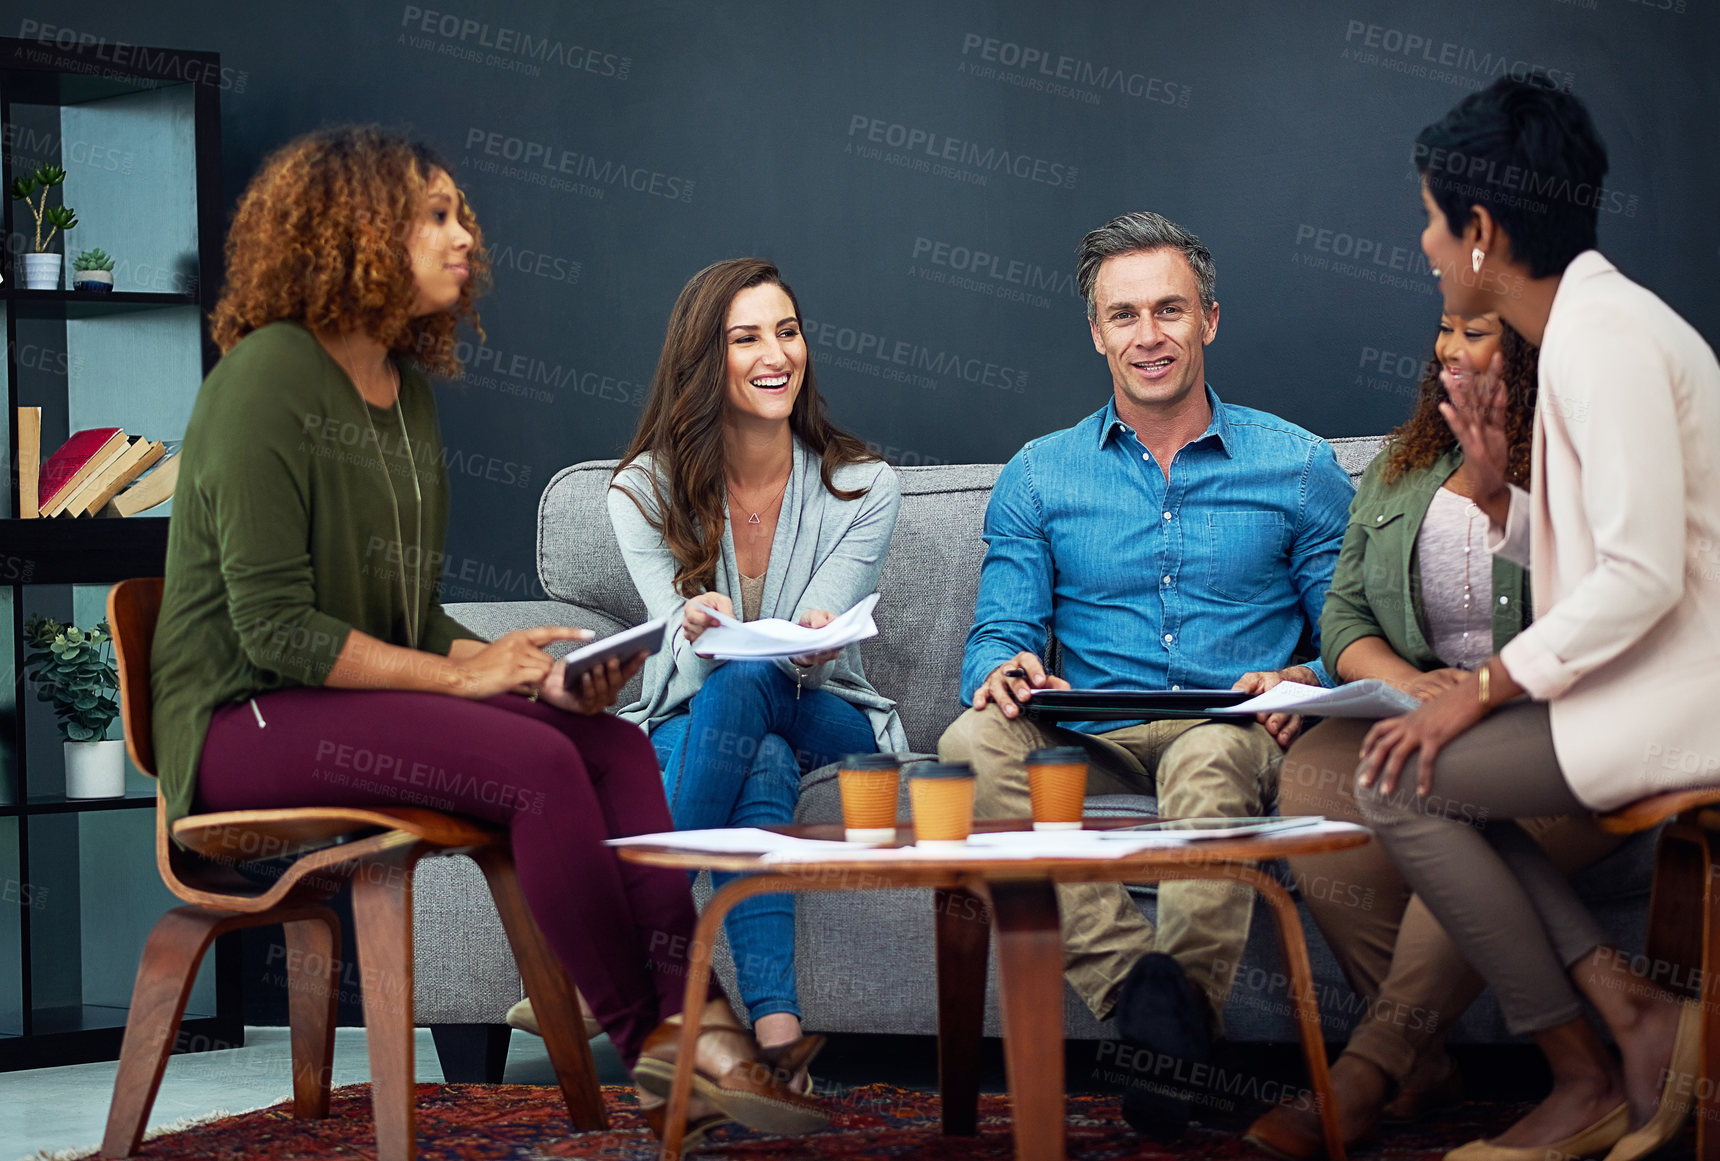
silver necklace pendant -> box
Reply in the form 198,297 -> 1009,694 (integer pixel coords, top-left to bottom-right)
748,512 -> 761,525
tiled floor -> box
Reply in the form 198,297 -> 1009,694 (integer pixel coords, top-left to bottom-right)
1,1026 -> 630,1160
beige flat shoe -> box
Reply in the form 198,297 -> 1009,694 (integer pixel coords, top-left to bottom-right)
1444,1102 -> 1628,1161
1603,1000 -> 1703,1161
505,996 -> 603,1041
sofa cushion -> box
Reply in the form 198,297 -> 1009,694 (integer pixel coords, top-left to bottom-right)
537,461 -> 649,625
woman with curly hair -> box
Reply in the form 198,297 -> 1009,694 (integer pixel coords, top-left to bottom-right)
603,258 -> 904,1068
1244,311 -> 1622,1159
151,126 -> 824,1142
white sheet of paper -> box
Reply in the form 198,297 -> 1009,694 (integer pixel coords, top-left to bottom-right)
695,592 -> 880,660
604,828 -> 852,855
1216,678 -> 1421,718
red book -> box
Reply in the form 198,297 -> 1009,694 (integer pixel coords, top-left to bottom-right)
38,428 -> 125,516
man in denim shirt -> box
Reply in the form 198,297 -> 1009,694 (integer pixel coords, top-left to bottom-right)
939,211 -> 1353,1136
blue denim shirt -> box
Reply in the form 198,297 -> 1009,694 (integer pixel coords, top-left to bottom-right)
961,389 -> 1354,732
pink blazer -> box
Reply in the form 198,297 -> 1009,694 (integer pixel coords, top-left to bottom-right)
1493,251 -> 1720,810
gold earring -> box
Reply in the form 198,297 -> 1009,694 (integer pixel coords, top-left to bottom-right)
1471,247 -> 1485,274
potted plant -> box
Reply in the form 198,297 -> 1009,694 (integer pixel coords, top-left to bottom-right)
24,615 -> 124,798
72,247 -> 115,293
10,165 -> 78,290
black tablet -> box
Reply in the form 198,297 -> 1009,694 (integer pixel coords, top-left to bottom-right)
561,618 -> 670,683
1022,688 -> 1255,722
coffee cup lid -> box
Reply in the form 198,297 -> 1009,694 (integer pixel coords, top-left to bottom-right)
1026,746 -> 1087,764
841,753 -> 901,770
909,761 -> 973,779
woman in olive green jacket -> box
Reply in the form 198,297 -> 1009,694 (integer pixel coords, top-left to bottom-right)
1245,315 -> 1622,1159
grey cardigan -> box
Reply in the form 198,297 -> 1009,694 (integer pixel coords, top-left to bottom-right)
606,440 -> 908,753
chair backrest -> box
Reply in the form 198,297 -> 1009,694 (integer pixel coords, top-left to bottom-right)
107,576 -> 164,778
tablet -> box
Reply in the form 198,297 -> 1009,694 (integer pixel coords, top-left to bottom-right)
560,617 -> 669,683
1023,688 -> 1255,722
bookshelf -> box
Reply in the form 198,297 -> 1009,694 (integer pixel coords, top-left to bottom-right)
0,36 -> 238,1070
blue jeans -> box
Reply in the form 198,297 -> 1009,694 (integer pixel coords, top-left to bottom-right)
650,660 -> 878,1023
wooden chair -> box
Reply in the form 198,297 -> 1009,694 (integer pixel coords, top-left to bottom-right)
1599,788 -> 1720,1161
100,578 -> 607,1160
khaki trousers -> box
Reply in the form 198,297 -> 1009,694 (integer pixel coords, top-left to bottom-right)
1279,717 -> 1623,1082
938,703 -> 1282,1027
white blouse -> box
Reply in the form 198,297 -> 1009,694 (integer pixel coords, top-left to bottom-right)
1491,251 -> 1720,810
1418,487 -> 1494,672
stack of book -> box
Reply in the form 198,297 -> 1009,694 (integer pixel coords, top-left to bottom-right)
15,409 -> 180,519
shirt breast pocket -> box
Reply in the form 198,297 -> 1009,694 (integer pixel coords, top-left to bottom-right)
1203,511 -> 1288,603
1355,509 -> 1409,609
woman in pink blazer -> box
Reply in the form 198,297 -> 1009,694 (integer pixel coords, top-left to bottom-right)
1352,78 -> 1720,1161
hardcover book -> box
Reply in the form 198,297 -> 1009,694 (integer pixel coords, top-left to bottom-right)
38,428 -> 125,516
16,407 -> 41,518
107,451 -> 180,517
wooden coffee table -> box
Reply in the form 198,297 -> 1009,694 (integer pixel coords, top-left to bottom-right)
617,817 -> 1369,1161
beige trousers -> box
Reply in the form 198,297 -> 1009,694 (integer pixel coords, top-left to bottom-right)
1279,717 -> 1623,1083
938,703 -> 1282,1027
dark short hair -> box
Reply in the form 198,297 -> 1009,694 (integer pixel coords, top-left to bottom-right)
1076,211 -> 1215,320
1413,78 -> 1608,279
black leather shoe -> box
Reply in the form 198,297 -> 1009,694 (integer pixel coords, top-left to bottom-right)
1112,952 -> 1216,1141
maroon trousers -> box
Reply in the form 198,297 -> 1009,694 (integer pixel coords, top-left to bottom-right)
196,687 -> 712,1067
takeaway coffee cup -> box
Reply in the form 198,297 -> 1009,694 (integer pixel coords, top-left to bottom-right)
838,753 -> 901,843
909,761 -> 976,849
1025,746 -> 1088,831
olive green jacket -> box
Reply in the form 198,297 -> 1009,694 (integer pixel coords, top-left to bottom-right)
152,323 -> 473,826
1320,448 -> 1528,678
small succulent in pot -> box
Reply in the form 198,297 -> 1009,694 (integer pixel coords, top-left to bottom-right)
72,248 -> 116,293
11,166 -> 77,252
10,165 -> 77,288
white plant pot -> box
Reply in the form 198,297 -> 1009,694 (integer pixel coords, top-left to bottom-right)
73,269 -> 114,293
64,738 -> 126,799
20,253 -> 63,290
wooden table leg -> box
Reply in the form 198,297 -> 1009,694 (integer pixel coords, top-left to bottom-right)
934,884 -> 990,1135
987,880 -> 1066,1161
1215,865 -> 1346,1161
659,875 -> 788,1161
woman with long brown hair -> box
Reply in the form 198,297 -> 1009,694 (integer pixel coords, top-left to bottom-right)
1245,311 -> 1622,1159
606,258 -> 905,1065
152,127 -> 822,1144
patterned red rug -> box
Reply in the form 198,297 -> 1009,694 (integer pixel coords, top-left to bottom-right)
75,1083 -> 1690,1160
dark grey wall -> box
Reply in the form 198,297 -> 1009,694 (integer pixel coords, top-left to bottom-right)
21,0 -> 1720,598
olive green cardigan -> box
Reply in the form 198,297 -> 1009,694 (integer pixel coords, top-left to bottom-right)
1320,448 -> 1528,677
151,323 -> 474,826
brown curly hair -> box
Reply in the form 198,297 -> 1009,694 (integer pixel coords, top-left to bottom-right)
1382,318 -> 1538,485
613,258 -> 879,598
210,125 -> 488,375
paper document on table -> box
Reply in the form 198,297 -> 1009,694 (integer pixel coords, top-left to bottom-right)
758,838 -> 1144,863
1216,678 -> 1420,718
605,828 -> 854,855
695,592 -> 880,660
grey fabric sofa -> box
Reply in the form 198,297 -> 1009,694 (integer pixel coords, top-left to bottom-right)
413,441 -> 1654,1078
